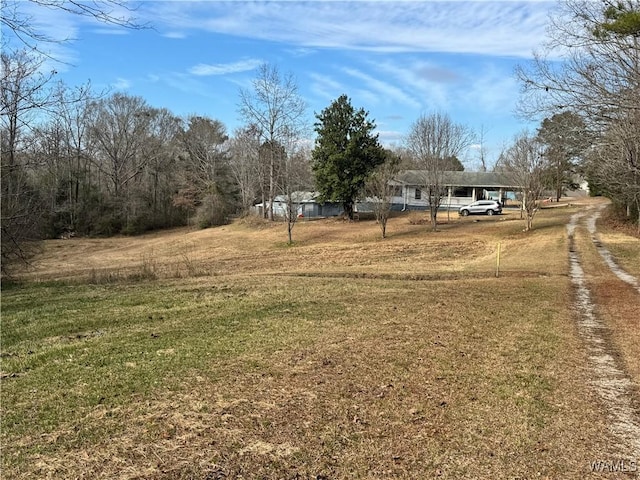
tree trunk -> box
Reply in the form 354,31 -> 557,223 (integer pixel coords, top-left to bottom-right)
526,214 -> 533,232
430,206 -> 438,231
343,200 -> 354,220
556,158 -> 562,202
427,185 -> 442,232
268,153 -> 275,221
287,201 -> 295,244
287,214 -> 294,244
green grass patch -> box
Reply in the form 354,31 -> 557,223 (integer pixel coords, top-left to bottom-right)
0,203 -> 615,479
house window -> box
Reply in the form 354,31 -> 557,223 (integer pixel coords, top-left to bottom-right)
453,187 -> 471,197
415,188 -> 422,200
391,185 -> 402,197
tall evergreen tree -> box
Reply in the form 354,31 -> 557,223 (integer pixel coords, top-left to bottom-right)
536,111 -> 588,201
311,95 -> 384,220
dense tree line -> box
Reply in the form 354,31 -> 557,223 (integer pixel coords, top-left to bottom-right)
0,49 -> 315,272
517,0 -> 640,227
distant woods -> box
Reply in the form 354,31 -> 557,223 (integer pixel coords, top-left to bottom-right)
0,49 -> 315,273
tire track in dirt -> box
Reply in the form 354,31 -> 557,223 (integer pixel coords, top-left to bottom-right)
587,204 -> 640,294
567,207 -> 640,457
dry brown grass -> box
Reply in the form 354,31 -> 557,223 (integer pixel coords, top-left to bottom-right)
573,222 -> 640,393
3,200 -> 637,479
20,208 -> 575,284
596,216 -> 640,278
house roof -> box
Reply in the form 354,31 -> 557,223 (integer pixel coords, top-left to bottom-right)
273,191 -> 320,203
393,170 -> 519,188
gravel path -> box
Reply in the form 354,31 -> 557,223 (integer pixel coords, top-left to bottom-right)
567,206 -> 640,457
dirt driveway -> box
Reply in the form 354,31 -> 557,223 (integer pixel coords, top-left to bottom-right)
567,201 -> 640,462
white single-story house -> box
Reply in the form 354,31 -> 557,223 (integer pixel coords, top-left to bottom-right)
251,171 -> 523,218
251,191 -> 344,218
390,170 -> 521,211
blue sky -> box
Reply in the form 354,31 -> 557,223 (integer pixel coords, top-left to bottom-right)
4,1 -> 560,168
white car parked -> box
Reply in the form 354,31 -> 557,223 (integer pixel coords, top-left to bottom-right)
459,200 -> 502,216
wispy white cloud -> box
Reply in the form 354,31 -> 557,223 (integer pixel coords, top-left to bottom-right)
91,28 -> 129,36
161,72 -> 231,102
367,58 -> 462,113
308,72 -> 347,102
112,77 -> 131,90
2,0 -> 549,159
163,31 -> 186,39
286,47 -> 317,58
189,59 -> 263,76
377,129 -> 405,145
359,54 -> 524,123
17,0 -> 80,43
342,67 -> 421,109
146,1 -> 555,58
460,63 -> 521,115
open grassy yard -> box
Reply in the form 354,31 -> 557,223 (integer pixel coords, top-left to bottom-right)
2,200 -> 637,479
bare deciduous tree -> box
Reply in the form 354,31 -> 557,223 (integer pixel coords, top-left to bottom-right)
139,107 -> 182,228
586,114 -> 640,230
175,116 -> 236,228
1,48 -> 56,273
1,0 -> 147,53
405,112 -> 474,231
47,81 -> 99,234
238,63 -> 307,221
86,93 -> 157,232
279,133 -> 313,244
498,132 -> 550,232
229,125 -> 261,215
476,124 -> 490,172
365,150 -> 400,239
517,0 -> 639,125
